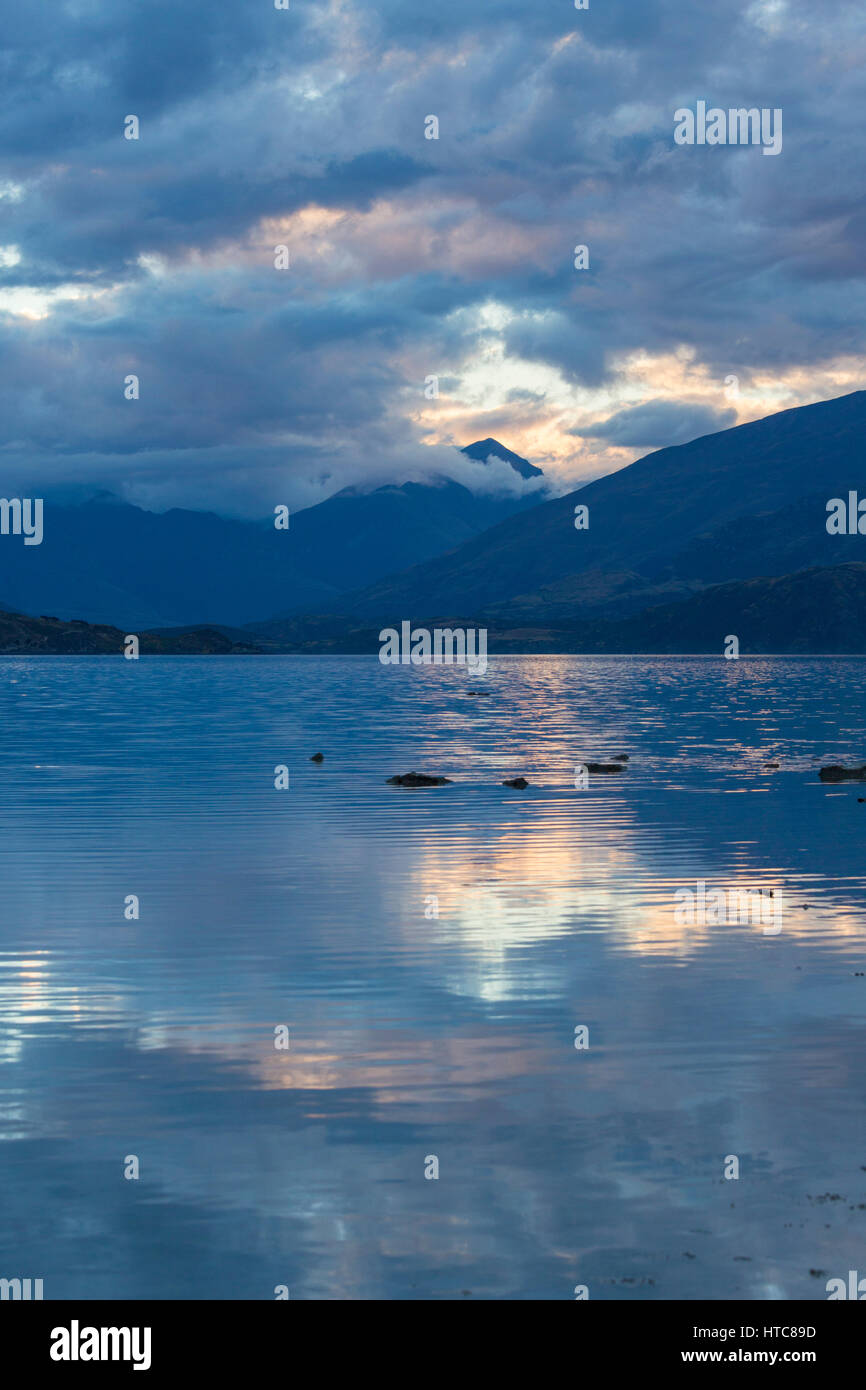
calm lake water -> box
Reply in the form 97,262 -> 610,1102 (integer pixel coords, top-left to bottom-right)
0,655 -> 864,1300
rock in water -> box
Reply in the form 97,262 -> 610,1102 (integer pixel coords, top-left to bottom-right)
502,776 -> 529,789
819,765 -> 866,782
310,752 -> 324,762
386,772 -> 452,787
613,754 -> 629,762
585,762 -> 624,774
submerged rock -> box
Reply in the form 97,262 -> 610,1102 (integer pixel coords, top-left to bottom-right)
585,762 -> 624,774
310,752 -> 324,762
502,776 -> 529,789
613,754 -> 629,762
819,764 -> 866,782
386,771 -> 452,787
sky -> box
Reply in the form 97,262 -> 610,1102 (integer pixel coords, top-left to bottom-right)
0,0 -> 865,516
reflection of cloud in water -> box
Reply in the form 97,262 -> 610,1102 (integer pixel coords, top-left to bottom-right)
2,656 -> 866,1297
401,826 -> 864,999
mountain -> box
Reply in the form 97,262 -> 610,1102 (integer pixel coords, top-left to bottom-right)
262,440 -> 544,620
337,391 -> 866,626
0,498 -> 309,631
460,438 -> 543,479
245,563 -> 866,654
480,563 -> 866,653
0,609 -> 261,654
0,439 -> 543,629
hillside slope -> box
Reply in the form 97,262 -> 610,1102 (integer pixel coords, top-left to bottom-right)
338,391 -> 866,625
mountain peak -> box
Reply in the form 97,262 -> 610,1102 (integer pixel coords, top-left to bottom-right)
461,438 -> 543,479
344,388 -> 866,626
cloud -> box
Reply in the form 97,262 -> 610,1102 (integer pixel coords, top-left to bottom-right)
581,400 -> 738,449
0,0 -> 863,514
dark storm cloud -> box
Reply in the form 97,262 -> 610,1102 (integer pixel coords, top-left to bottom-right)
0,0 -> 864,511
581,400 -> 738,449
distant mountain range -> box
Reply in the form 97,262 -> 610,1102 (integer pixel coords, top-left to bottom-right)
0,440 -> 544,629
4,392 -> 866,653
239,564 -> 866,655
7,561 -> 866,655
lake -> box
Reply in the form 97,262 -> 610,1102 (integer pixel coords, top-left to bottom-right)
0,655 -> 864,1299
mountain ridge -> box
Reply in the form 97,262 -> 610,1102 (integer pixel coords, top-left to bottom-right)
335,390 -> 866,625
